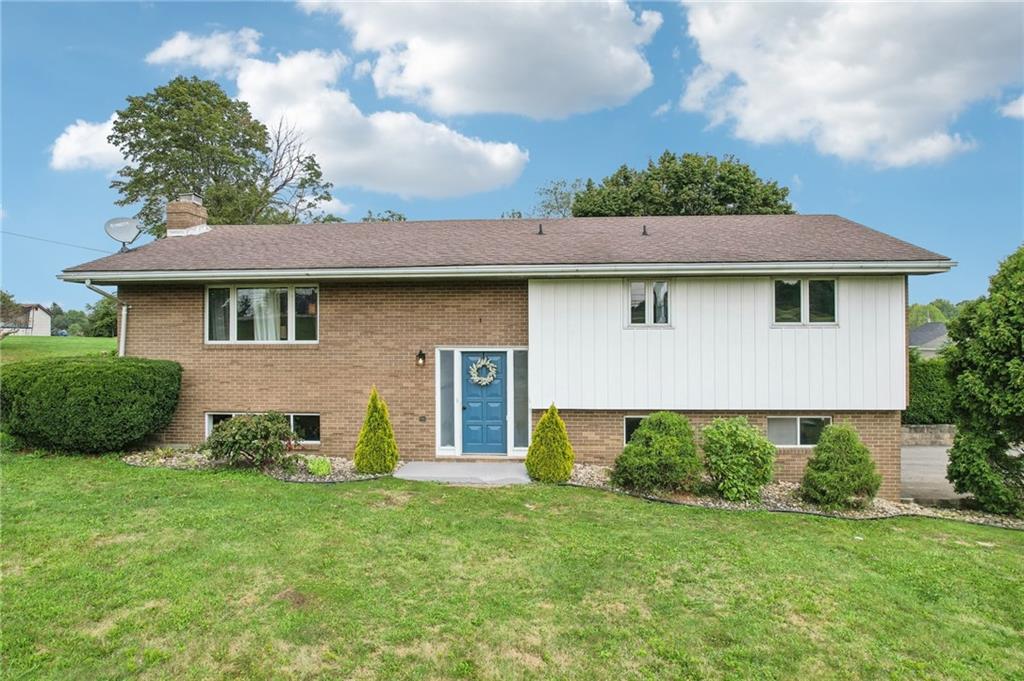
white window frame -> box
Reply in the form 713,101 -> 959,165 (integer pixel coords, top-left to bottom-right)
625,280 -> 672,328
771,278 -> 838,327
766,415 -> 833,448
623,415 -> 650,445
204,411 -> 321,444
204,284 -> 320,344
434,347 -> 530,458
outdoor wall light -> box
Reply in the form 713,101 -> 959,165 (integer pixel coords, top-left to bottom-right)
416,350 -> 426,366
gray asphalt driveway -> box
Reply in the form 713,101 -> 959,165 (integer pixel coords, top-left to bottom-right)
901,446 -> 966,502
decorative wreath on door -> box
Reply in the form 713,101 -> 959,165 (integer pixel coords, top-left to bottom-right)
468,356 -> 498,386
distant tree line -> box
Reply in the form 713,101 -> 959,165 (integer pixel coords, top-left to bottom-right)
502,152 -> 794,219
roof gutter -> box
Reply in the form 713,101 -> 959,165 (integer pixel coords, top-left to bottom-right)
83,280 -> 129,357
58,259 -> 956,284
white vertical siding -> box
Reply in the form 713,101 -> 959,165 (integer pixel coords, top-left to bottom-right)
528,276 -> 906,411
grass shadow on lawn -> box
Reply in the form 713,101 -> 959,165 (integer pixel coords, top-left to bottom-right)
3,452 -> 1023,680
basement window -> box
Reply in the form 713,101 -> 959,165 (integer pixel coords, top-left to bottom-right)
766,416 -> 832,447
205,412 -> 321,443
206,285 -> 318,343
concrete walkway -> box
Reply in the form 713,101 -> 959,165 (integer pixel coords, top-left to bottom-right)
395,461 -> 531,485
901,446 -> 966,503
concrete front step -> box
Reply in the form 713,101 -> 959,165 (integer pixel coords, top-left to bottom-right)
395,461 -> 531,485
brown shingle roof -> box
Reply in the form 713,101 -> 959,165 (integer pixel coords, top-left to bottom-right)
63,215 -> 948,274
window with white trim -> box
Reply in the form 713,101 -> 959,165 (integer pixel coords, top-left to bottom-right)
206,285 -> 318,342
624,416 -> 648,444
205,412 -> 321,443
773,279 -> 836,324
628,281 -> 669,326
766,416 -> 831,446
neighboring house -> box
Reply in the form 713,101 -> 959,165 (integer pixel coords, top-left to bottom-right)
0,303 -> 51,336
60,196 -> 954,499
908,321 -> 949,359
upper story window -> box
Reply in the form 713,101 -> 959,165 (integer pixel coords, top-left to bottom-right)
773,279 -> 836,325
628,280 -> 669,326
207,285 -> 318,343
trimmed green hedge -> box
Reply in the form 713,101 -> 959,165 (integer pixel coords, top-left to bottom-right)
903,350 -> 954,424
801,424 -> 881,509
0,356 -> 181,452
610,412 -> 701,494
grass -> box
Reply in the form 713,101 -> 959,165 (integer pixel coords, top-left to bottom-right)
3,453 -> 1022,680
0,336 -> 116,363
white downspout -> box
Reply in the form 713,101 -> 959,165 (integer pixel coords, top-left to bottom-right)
84,279 -> 129,357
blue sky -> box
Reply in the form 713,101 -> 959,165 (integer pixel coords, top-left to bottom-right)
2,1 -> 1022,310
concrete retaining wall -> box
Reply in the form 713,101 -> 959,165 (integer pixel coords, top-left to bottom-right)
901,424 -> 956,447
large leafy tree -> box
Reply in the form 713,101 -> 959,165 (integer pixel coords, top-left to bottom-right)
361,210 -> 407,223
571,152 -> 793,217
108,77 -> 335,234
945,246 -> 1024,515
534,179 -> 584,218
85,298 -> 118,337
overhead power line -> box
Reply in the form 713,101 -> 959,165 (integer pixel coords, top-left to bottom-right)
0,230 -> 113,254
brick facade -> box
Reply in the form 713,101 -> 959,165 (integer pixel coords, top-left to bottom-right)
120,280 -> 528,458
541,409 -> 902,499
122,281 -> 902,499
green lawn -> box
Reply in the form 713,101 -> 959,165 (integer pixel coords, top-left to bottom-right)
3,454 -> 1022,680
0,336 -> 116,363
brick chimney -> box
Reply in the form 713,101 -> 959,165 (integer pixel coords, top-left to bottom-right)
165,193 -> 209,235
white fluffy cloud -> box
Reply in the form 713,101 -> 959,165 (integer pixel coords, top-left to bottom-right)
680,3 -> 1024,167
52,33 -> 528,198
145,27 -> 261,73
301,0 -> 662,119
235,49 -> 527,198
1000,95 -> 1024,119
49,114 -> 121,171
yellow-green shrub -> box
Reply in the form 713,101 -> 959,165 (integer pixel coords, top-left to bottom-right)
354,387 -> 399,474
525,404 -> 575,482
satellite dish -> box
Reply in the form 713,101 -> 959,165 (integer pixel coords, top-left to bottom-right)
104,218 -> 142,252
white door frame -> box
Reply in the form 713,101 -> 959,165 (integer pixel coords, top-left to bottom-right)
435,346 -> 529,458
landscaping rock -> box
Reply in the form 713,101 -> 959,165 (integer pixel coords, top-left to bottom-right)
568,464 -> 1024,531
267,456 -> 402,483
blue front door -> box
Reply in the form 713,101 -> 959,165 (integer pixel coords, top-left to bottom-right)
461,352 -> 507,454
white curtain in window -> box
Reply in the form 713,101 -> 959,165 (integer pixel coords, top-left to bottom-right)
252,289 -> 283,341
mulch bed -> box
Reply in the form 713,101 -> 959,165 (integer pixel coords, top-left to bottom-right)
568,464 -> 1024,531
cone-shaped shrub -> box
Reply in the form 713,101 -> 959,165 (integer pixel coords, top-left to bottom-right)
801,423 -> 881,509
525,404 -> 575,482
354,386 -> 399,474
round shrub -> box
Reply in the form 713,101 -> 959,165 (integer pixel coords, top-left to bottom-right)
0,356 -> 181,452
610,412 -> 701,493
306,456 -> 332,478
702,417 -> 776,502
205,412 -> 298,469
525,404 -> 575,482
354,387 -> 399,474
800,424 -> 882,509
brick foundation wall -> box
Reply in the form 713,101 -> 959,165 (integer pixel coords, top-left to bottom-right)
120,281 -> 527,459
541,410 -> 902,500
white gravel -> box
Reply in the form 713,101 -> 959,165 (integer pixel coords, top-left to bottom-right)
567,464 -> 1023,530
